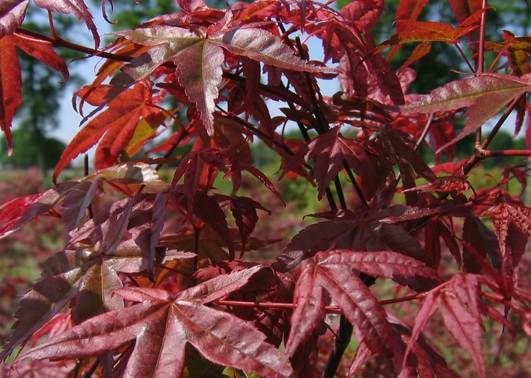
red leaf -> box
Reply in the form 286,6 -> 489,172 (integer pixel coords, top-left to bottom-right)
0,182 -> 76,239
275,207 -> 429,272
1,205 -> 196,362
395,0 -> 429,33
339,0 -> 384,33
16,277 -> 293,377
15,35 -> 69,82
281,127 -> 385,200
400,74 -> 531,153
175,41 -> 223,135
404,290 -> 440,372
60,179 -> 102,230
317,250 -> 442,292
286,251 -> 393,357
438,287 -> 486,377
283,266 -> 326,358
54,83 -> 163,181
33,0 -> 100,47
114,23 -> 334,134
213,195 -> 270,257
0,0 -> 29,37
0,36 -> 21,154
170,187 -> 235,259
128,191 -> 170,272
176,0 -> 206,13
218,27 -> 334,74
0,33 -> 69,154
449,0 -> 482,50
185,264 -> 271,303
463,215 -> 501,272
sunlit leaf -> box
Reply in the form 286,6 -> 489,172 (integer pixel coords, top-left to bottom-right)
16,269 -> 293,377
400,74 -> 531,153
0,0 -> 29,37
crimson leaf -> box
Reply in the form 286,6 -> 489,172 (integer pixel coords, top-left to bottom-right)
15,268 -> 293,377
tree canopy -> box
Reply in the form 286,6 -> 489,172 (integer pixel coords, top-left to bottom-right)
1,0 -> 531,377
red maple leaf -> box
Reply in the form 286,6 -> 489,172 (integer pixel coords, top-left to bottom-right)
54,83 -> 165,181
15,267 -> 293,377
0,34 -> 68,154
285,250 -> 441,358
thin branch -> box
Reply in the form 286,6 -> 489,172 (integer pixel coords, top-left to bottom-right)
414,113 -> 435,151
481,94 -> 525,150
321,315 -> 353,378
478,0 -> 488,75
215,293 -> 426,312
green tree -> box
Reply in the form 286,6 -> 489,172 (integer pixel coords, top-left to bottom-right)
0,129 -> 66,171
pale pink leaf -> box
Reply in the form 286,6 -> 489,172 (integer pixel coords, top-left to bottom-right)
400,74 -> 531,153
33,0 -> 99,46
174,41 -> 224,135
217,27 -> 335,73
0,0 -> 29,37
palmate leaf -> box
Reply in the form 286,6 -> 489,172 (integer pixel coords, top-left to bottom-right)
395,0 -> 429,33
275,206 -> 430,273
112,18 -> 334,134
0,230 -> 195,361
379,8 -> 485,49
449,0 -> 482,49
285,250 -> 441,359
54,83 -> 165,181
15,267 -> 293,377
0,0 -> 29,37
351,322 -> 455,378
0,162 -> 163,238
339,0 -> 383,33
33,0 -> 99,47
407,274 -> 486,378
281,127 -> 386,200
400,74 -> 531,153
0,181 -> 77,239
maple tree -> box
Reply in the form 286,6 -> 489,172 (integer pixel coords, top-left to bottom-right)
2,0 -> 531,376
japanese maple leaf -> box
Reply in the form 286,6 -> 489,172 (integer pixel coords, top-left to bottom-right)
284,250 -> 442,358
275,206 -> 434,274
407,274 -> 487,378
214,194 -> 271,257
349,322 -> 454,377
1,221 -> 195,362
395,0 -> 429,33
0,34 -> 68,154
281,127 -> 386,200
400,73 -> 531,153
0,162 -> 163,238
54,83 -> 164,181
0,0 -> 29,37
380,8 -> 485,49
33,0 -> 99,47
112,16 -> 334,134
340,0 -> 384,33
15,267 -> 293,377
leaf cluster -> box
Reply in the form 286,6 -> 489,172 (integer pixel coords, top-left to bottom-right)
1,0 -> 531,376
